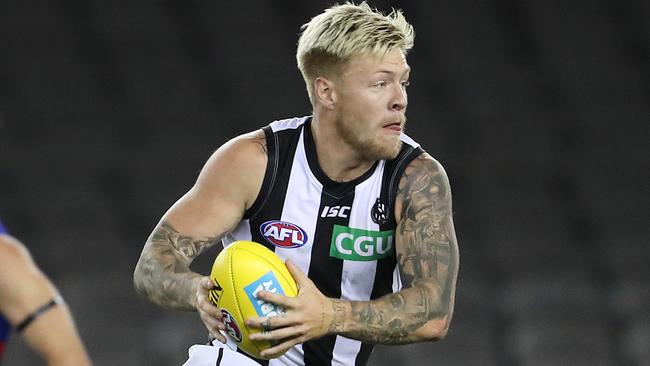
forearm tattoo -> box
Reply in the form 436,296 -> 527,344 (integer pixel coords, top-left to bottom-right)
338,154 -> 459,344
134,221 -> 222,310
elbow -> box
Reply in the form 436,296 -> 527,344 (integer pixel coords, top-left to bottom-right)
132,261 -> 149,297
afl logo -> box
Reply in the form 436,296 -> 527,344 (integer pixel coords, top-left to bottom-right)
260,220 -> 308,248
221,309 -> 242,342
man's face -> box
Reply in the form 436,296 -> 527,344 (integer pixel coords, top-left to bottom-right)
332,49 -> 410,161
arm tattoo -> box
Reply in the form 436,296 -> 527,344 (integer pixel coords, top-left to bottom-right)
134,221 -> 222,310
337,154 -> 459,344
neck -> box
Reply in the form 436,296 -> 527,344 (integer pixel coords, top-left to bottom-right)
310,113 -> 375,183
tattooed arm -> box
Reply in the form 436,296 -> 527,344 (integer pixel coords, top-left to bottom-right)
248,153 -> 458,356
133,130 -> 268,311
340,153 -> 459,343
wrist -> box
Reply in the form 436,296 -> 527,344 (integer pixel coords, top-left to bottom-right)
327,299 -> 350,335
188,275 -> 204,309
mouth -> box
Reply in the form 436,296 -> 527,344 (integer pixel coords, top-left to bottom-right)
382,122 -> 402,132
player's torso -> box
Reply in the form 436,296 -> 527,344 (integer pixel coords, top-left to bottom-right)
222,117 -> 423,366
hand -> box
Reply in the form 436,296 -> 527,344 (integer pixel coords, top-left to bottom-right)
246,260 -> 336,359
195,276 -> 227,343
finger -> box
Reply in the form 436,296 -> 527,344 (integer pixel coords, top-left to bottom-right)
256,290 -> 295,309
246,313 -> 293,330
209,328 -> 227,344
249,325 -> 301,342
200,312 -> 226,340
200,277 -> 215,290
285,259 -> 310,288
197,299 -> 223,319
259,337 -> 302,359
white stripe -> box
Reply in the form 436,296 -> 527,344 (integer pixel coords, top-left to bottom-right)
399,132 -> 420,148
270,116 -> 309,132
331,161 -> 386,365
269,346 -> 304,366
223,220 -> 252,247
272,128 -> 321,366
392,265 -> 403,293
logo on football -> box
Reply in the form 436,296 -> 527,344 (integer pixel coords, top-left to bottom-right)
244,271 -> 287,318
221,309 -> 243,342
260,220 -> 308,248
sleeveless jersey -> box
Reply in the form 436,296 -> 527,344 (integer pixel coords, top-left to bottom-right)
223,116 -> 424,366
0,220 -> 11,362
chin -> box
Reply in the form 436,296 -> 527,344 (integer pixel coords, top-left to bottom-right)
364,139 -> 402,161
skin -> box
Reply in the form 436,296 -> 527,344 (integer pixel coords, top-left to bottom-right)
0,234 -> 92,366
133,49 -> 459,357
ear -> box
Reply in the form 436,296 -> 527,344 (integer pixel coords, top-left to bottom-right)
313,77 -> 337,110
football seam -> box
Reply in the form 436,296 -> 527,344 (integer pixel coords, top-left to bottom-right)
232,246 -> 263,355
238,247 -> 298,295
228,247 -> 247,346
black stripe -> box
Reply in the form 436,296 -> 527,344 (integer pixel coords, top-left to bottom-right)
303,190 -> 356,365
355,343 -> 374,366
248,124 -> 303,249
244,126 -> 278,220
235,348 -> 267,366
215,347 -> 223,366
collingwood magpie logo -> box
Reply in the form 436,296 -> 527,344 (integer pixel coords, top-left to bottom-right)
371,198 -> 388,225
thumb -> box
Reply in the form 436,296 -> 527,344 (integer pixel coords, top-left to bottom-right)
285,259 -> 311,288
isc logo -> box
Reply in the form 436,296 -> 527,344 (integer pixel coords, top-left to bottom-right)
260,220 -> 308,248
320,205 -> 351,218
244,271 -> 286,318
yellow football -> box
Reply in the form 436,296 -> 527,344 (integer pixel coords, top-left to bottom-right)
208,241 -> 298,359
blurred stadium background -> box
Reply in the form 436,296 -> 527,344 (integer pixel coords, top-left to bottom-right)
0,0 -> 648,365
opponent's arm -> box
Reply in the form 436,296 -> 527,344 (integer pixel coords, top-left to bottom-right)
133,131 -> 267,311
248,153 -> 459,356
0,235 -> 92,366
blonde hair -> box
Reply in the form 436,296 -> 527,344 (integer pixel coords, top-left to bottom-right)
297,2 -> 415,104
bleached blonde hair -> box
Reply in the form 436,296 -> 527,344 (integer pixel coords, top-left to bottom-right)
297,2 -> 415,104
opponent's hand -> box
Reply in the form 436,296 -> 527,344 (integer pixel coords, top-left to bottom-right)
195,276 -> 227,343
246,260 -> 338,359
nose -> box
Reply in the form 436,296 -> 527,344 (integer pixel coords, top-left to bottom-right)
391,84 -> 407,112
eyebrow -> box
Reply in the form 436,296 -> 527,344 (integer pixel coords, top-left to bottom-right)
373,68 -> 411,77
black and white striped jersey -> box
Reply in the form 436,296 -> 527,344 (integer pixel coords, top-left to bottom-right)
223,116 -> 424,366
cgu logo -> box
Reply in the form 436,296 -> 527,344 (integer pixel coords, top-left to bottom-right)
260,220 -> 308,248
330,224 -> 395,261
